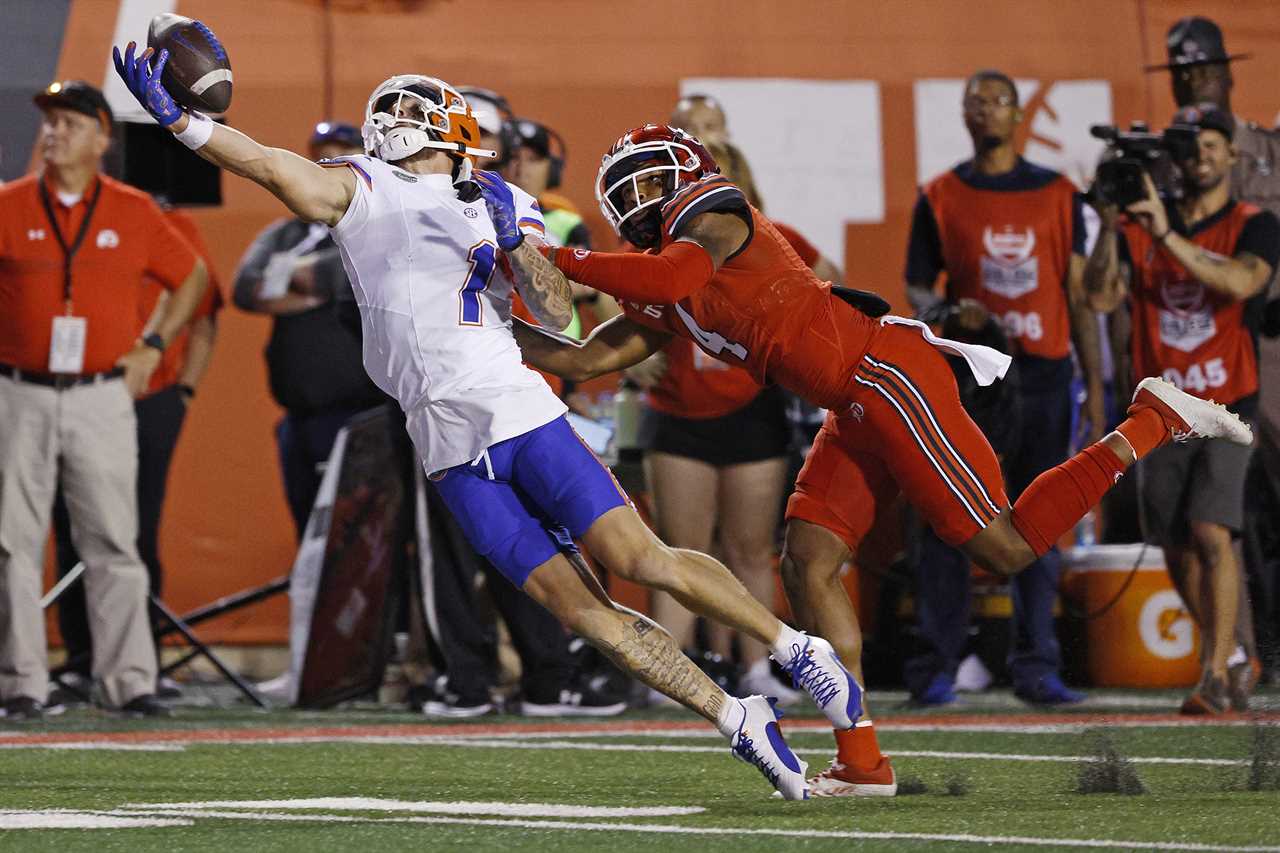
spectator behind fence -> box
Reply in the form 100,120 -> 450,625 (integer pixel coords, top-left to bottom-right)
51,202 -> 223,701
0,81 -> 208,720
903,69 -> 1102,706
1151,15 -> 1280,688
232,122 -> 386,538
1084,103 -> 1279,714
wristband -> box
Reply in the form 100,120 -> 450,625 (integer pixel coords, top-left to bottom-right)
173,112 -> 214,150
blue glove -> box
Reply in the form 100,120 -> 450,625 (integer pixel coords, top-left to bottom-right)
474,170 -> 524,251
112,42 -> 183,127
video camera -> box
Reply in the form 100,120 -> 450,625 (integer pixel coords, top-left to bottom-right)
1088,122 -> 1199,208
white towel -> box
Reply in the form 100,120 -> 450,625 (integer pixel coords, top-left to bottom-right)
879,316 -> 1012,387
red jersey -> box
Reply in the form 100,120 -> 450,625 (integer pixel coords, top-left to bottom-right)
0,173 -> 199,373
914,159 -> 1082,359
620,177 -> 878,411
1123,200 -> 1267,406
144,208 -> 223,393
647,218 -> 829,419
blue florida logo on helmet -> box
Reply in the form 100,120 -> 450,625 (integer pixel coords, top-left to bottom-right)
362,75 -> 497,167
596,124 -> 719,247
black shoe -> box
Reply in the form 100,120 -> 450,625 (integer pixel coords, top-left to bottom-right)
48,672 -> 93,708
3,696 -> 43,721
156,676 -> 184,700
121,693 -> 173,718
521,684 -> 628,717
416,676 -> 493,719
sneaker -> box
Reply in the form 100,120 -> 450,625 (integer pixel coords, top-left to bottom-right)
729,695 -> 809,800
1129,377 -> 1253,446
1180,675 -> 1231,715
1014,674 -> 1085,706
912,672 -> 957,706
419,677 -> 494,719
520,688 -> 627,717
48,671 -> 93,708
774,634 -> 862,729
156,676 -> 184,700
738,658 -> 804,706
807,756 -> 898,798
1227,656 -> 1262,712
255,672 -> 294,702
2,696 -> 48,722
121,693 -> 172,718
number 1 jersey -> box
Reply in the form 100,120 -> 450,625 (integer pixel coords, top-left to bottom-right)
326,155 -> 566,472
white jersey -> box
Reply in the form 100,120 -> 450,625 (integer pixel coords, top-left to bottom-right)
327,155 -> 566,472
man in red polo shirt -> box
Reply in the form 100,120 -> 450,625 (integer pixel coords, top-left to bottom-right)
0,81 -> 207,720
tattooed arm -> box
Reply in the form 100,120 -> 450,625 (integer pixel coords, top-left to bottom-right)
1158,239 -> 1272,300
508,239 -> 575,331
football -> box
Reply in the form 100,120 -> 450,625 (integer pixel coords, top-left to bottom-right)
146,13 -> 232,114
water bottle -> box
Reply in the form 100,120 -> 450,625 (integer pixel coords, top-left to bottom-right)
1075,510 -> 1097,548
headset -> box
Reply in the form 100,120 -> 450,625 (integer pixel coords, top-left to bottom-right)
514,118 -> 568,190
456,85 -> 520,167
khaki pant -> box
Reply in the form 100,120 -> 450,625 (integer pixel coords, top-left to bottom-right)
0,373 -> 155,707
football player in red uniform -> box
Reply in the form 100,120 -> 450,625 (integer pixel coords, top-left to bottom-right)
513,124 -> 1254,797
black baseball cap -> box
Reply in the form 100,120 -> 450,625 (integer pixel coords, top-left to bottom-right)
34,80 -> 113,130
1147,16 -> 1251,71
1173,102 -> 1235,142
513,118 -> 552,158
309,121 -> 362,149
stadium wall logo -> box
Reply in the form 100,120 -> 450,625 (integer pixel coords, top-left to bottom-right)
1138,589 -> 1196,660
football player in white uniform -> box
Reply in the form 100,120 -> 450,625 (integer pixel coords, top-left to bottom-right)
114,34 -> 867,800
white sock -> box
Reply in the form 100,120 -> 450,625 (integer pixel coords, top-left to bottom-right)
770,623 -> 806,663
715,695 -> 747,738
1226,645 -> 1247,668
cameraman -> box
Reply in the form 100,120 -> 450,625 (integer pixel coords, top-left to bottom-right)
1153,15 -> 1280,692
1084,105 -> 1279,714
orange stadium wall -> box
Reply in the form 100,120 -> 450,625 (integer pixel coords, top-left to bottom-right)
39,0 -> 1280,644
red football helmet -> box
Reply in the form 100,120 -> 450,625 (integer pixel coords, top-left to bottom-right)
596,124 -> 720,247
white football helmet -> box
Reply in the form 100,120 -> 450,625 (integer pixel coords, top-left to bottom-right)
362,75 -> 497,164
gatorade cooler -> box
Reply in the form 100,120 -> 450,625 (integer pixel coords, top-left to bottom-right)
1063,544 -> 1201,688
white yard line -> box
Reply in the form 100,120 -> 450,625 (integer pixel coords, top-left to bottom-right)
0,809 -> 190,829
127,797 -> 704,817
0,742 -> 184,752
339,735 -> 1250,766
101,807 -> 1280,851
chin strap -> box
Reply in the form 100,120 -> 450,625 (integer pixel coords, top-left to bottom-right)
375,125 -> 497,163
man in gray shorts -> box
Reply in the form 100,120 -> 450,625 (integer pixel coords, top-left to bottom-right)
1084,102 -> 1280,713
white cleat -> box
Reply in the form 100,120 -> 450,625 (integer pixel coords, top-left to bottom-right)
729,695 -> 809,800
774,634 -> 863,730
1129,377 -> 1253,446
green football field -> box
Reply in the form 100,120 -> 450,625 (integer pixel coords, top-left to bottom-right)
3,690 -> 1279,852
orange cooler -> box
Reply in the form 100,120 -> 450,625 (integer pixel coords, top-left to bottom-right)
1064,544 -> 1201,688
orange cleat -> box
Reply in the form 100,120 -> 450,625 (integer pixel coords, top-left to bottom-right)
807,756 -> 897,798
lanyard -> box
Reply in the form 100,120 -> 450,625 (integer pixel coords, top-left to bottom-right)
37,176 -> 104,312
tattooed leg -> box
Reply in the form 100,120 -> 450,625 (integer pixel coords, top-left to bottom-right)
523,551 -> 729,723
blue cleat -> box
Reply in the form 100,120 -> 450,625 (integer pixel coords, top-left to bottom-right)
1015,673 -> 1085,706
729,695 -> 809,800
913,672 -> 958,706
775,634 -> 863,729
